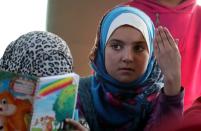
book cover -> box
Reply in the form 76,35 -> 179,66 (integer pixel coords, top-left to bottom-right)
0,70 -> 38,131
30,73 -> 79,131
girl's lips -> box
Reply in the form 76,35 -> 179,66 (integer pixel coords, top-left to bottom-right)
119,68 -> 135,72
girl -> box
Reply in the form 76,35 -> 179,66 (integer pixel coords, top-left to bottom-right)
66,6 -> 183,131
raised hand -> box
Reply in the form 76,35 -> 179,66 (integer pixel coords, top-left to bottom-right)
154,26 -> 181,96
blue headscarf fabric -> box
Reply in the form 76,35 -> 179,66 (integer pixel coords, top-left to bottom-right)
90,6 -> 164,129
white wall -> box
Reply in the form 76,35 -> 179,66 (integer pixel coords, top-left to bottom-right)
0,0 -> 47,57
198,0 -> 201,5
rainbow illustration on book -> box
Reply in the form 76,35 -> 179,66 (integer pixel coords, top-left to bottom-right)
38,77 -> 73,97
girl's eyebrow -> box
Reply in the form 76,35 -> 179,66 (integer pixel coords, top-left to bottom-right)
134,41 -> 147,45
108,38 -> 146,45
108,39 -> 124,44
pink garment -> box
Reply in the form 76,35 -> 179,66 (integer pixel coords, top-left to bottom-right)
176,96 -> 201,131
124,0 -> 201,110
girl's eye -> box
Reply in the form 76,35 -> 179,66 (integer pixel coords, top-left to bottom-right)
110,42 -> 123,51
112,44 -> 121,50
134,45 -> 145,52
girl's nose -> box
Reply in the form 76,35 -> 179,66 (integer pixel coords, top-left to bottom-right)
122,48 -> 134,64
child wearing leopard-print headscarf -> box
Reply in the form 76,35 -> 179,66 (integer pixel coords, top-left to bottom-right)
0,31 -> 73,77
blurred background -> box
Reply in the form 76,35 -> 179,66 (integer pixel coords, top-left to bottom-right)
0,0 -> 126,76
0,0 -> 201,76
46,0 -> 126,76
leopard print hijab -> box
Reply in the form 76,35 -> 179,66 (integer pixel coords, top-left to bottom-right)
0,31 -> 73,77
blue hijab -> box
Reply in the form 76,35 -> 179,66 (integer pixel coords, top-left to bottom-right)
90,6 -> 163,129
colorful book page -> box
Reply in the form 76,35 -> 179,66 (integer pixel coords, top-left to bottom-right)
30,73 -> 79,131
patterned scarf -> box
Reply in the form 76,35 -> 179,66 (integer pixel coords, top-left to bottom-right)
0,31 -> 73,77
90,6 -> 164,129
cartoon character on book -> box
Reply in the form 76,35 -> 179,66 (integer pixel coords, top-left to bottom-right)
33,116 -> 54,131
42,116 -> 54,131
0,115 -> 7,131
0,91 -> 32,131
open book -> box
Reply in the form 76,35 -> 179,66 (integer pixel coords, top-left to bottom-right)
30,73 -> 79,131
0,70 -> 38,131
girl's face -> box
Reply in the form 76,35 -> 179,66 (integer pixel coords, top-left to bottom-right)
105,25 -> 149,83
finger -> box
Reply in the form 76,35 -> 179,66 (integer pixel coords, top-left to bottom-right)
154,34 -> 159,59
158,26 -> 165,47
66,119 -> 80,129
155,26 -> 164,52
158,26 -> 173,50
163,27 -> 177,49
174,39 -> 180,51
